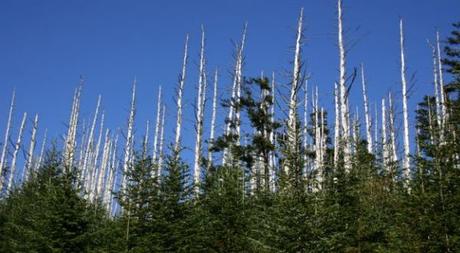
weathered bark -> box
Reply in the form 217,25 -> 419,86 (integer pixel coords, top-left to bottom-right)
64,82 -> 82,170
174,34 -> 189,152
285,8 -> 303,176
0,89 -> 15,189
8,112 -> 27,191
338,0 -> 351,171
223,24 -> 247,165
36,128 -> 47,171
361,64 -> 373,153
399,19 -> 411,181
157,105 -> 166,178
153,86 -> 162,162
193,26 -> 207,186
122,80 -> 136,193
381,99 -> 389,170
388,93 -> 398,163
334,82 -> 340,166
24,113 -> 39,181
207,69 -> 218,170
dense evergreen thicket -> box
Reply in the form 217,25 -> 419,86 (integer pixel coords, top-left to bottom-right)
0,20 -> 459,253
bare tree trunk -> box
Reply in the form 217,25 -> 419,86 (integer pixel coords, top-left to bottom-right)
207,69 -> 218,170
122,80 -> 136,194
64,82 -> 83,170
8,112 -> 27,192
269,72 -> 276,191
381,99 -> 389,171
334,82 -> 340,166
152,86 -> 162,162
314,87 -> 321,188
174,34 -> 189,152
83,95 -> 102,185
0,89 -> 15,189
436,32 -> 447,125
399,19 -> 411,183
303,79 -> 309,178
142,120 -> 150,160
96,129 -> 110,202
374,103 -> 379,153
24,113 -> 39,181
90,111 -> 105,201
361,64 -> 373,154
338,0 -> 351,171
193,26 -> 207,187
157,105 -> 166,179
388,93 -> 398,164
223,24 -> 247,165
285,8 -> 303,176
36,128 -> 47,172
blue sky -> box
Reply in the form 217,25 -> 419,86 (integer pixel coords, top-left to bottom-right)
0,0 -> 459,165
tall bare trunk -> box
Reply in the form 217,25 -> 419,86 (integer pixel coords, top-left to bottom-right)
399,19 -> 411,182
303,79 -> 309,177
174,34 -> 189,152
8,112 -> 27,191
388,93 -> 398,164
338,0 -> 351,171
381,99 -> 389,170
83,95 -> 102,183
157,105 -> 166,178
436,32 -> 447,125
0,89 -> 15,189
193,26 -> 207,186
361,64 -> 373,153
223,24 -> 247,165
24,113 -> 39,181
122,80 -> 136,193
142,120 -> 150,160
285,8 -> 303,176
334,82 -> 340,166
152,86 -> 162,162
36,128 -> 47,172
207,69 -> 218,170
64,82 -> 83,170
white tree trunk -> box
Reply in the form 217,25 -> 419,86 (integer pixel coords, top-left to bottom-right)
285,8 -> 303,176
152,86 -> 162,162
122,80 -> 136,193
157,105 -> 166,179
174,34 -> 189,152
374,103 -> 379,152
142,120 -> 150,159
83,95 -> 102,184
361,64 -> 373,154
381,99 -> 389,170
303,79 -> 309,177
208,69 -> 218,169
8,112 -> 27,191
24,113 -> 39,181
90,111 -> 105,201
436,32 -> 447,124
399,19 -> 411,182
388,93 -> 398,163
0,89 -> 15,189
338,0 -> 351,171
64,83 -> 82,169
269,72 -> 276,191
96,129 -> 110,202
36,128 -> 47,172
223,24 -> 247,165
193,26 -> 207,186
334,82 -> 340,166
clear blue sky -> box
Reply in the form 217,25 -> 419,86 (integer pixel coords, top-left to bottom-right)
0,0 -> 459,163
